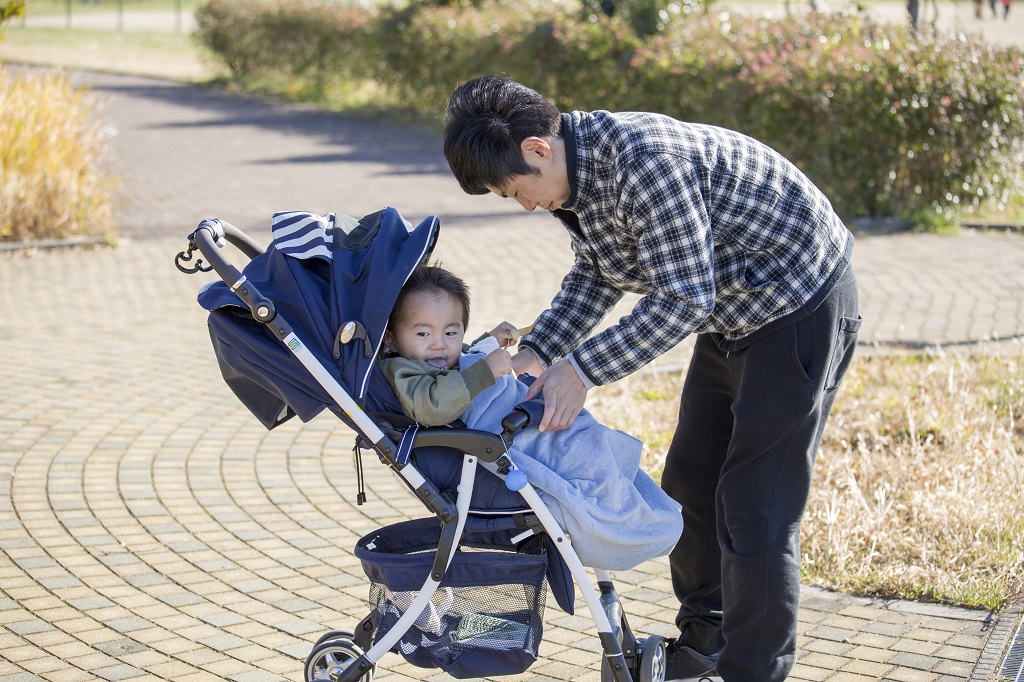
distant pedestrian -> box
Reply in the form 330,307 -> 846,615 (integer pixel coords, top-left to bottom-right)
990,0 -> 999,17
976,0 -> 984,18
1002,0 -> 1011,19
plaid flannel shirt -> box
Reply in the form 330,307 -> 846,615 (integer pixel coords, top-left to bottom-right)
521,111 -> 853,386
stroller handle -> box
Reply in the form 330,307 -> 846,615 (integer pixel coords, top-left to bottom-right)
189,219 -> 282,327
190,219 -> 265,284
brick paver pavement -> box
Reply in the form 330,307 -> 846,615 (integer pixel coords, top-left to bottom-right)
1,68 -> 1023,682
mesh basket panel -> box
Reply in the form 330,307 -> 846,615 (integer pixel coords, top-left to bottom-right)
357,518 -> 548,678
370,580 -> 544,670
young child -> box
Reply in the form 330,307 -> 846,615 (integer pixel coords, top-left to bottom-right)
379,264 -> 522,427
380,264 -> 683,571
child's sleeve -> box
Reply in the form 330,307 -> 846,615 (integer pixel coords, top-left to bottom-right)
384,359 -> 495,426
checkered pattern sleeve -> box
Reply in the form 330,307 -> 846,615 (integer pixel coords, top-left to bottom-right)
520,250 -> 624,366
571,153 -> 715,385
523,112 -> 851,386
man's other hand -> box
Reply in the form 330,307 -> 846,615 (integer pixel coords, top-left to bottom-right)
524,358 -> 587,431
512,348 -> 544,376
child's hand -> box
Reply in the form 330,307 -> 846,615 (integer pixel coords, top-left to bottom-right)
488,321 -> 521,349
483,348 -> 513,378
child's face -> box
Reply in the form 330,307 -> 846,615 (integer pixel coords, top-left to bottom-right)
386,292 -> 467,370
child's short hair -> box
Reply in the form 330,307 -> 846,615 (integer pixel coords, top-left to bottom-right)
391,264 -> 471,328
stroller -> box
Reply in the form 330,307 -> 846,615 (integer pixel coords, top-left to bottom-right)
175,207 -> 669,682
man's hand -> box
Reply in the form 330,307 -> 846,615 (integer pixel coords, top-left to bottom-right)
483,348 -> 513,378
511,348 -> 543,376
524,358 -> 588,432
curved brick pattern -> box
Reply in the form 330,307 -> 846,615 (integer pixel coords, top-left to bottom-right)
854,231 -> 1024,352
0,241 -> 1004,682
0,65 -> 1021,682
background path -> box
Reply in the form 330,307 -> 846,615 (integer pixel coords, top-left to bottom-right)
1,30 -> 1023,682
9,0 -> 1024,48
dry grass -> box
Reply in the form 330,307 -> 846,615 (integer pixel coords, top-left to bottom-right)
0,65 -> 116,242
587,352 -> 1024,611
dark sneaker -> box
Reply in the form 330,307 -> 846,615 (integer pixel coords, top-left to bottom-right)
665,641 -> 720,682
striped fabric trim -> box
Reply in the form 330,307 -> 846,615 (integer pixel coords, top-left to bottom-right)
271,211 -> 335,260
395,424 -> 420,464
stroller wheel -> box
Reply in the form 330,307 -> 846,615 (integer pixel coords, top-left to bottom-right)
304,637 -> 372,682
314,629 -> 355,647
638,635 -> 667,682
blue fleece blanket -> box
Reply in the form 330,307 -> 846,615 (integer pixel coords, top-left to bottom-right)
460,340 -> 682,571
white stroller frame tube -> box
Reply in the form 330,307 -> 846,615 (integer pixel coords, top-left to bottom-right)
285,334 -> 389,446
357,454 -> 477,666
513,477 -> 615,634
505,462 -> 632,682
285,333 -> 460,516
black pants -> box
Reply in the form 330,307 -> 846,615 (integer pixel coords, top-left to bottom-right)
661,268 -> 860,682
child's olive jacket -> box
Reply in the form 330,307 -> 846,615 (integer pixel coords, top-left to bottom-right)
379,343 -> 496,426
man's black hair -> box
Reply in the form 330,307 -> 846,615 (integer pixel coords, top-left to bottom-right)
443,75 -> 562,195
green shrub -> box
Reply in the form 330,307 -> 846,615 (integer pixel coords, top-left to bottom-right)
372,1 -> 550,119
194,0 -> 1024,223
520,11 -> 642,112
373,2 -> 641,115
633,12 -> 1024,219
579,0 -> 684,39
194,0 -> 378,99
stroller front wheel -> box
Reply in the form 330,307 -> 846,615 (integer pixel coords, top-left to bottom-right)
638,635 -> 667,682
304,637 -> 373,682
314,629 -> 355,647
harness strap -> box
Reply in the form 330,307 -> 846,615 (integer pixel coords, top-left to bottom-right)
395,424 -> 420,466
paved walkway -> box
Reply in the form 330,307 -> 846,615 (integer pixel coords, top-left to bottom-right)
1,68 -> 1024,682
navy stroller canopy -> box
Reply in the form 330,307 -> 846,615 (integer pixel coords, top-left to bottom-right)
198,207 -> 439,430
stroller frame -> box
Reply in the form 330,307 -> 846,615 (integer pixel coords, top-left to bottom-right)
178,218 -> 668,682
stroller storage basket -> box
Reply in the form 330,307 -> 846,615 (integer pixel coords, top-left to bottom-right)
355,517 -> 547,678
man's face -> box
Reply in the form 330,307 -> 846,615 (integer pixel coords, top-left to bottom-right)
488,136 -> 571,212
492,169 -> 570,212
386,292 -> 466,370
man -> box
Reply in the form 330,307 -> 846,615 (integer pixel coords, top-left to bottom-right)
443,75 -> 860,682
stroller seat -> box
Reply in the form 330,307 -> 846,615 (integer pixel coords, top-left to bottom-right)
178,207 -> 670,682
